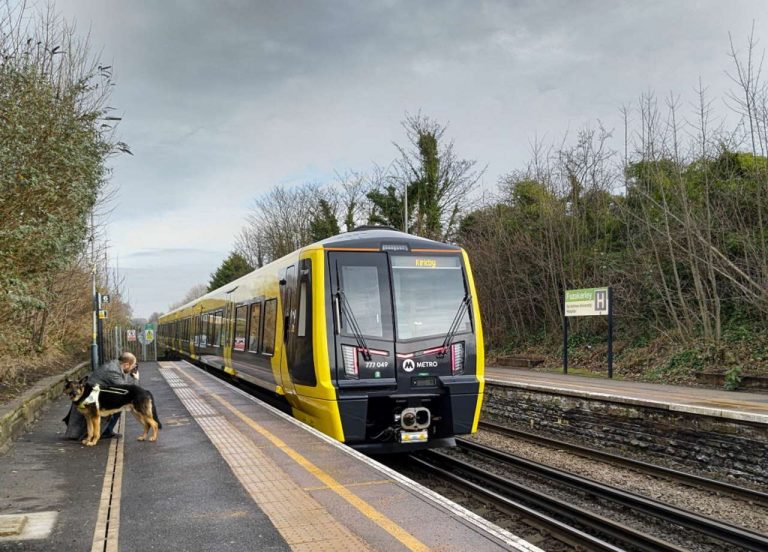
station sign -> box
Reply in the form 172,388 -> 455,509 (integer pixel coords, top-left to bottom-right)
139,328 -> 154,345
565,287 -> 609,317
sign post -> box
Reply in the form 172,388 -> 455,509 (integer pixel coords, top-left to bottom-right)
564,287 -> 613,377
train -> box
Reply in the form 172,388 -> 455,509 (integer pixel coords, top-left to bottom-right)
158,227 -> 484,453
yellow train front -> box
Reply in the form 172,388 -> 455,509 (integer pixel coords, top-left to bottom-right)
158,227 -> 484,453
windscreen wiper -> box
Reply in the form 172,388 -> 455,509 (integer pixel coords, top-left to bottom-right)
438,294 -> 471,358
337,290 -> 372,361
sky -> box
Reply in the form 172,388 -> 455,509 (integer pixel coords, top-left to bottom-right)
52,0 -> 767,318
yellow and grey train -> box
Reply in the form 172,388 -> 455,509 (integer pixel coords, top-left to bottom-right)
158,227 -> 484,453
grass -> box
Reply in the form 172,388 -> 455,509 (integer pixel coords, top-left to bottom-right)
0,348 -> 84,405
500,323 -> 768,388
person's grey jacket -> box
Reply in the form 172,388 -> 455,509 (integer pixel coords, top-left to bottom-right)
88,359 -> 132,387
64,360 -> 132,439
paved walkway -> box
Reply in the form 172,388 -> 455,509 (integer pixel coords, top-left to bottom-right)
486,367 -> 768,422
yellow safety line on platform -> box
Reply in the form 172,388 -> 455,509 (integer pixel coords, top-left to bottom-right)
90,414 -> 124,552
210,393 -> 431,552
171,365 -> 431,552
161,367 -> 373,551
302,479 -> 393,492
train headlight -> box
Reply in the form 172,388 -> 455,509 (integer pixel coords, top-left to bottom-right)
342,345 -> 358,378
451,342 -> 464,375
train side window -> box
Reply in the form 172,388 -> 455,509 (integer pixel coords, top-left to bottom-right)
208,312 -> 216,346
262,299 -> 277,356
297,281 -> 307,337
233,306 -> 247,351
248,302 -> 262,352
214,310 -> 223,347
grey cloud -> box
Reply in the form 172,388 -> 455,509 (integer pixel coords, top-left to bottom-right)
56,0 -> 767,317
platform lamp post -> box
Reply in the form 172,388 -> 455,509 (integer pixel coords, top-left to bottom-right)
403,180 -> 409,234
90,211 -> 98,371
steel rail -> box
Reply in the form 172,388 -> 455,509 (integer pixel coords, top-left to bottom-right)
479,420 -> 768,507
413,452 -> 683,552
456,438 -> 768,551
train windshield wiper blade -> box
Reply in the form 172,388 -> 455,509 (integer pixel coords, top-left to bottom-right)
438,293 -> 471,358
337,290 -> 372,361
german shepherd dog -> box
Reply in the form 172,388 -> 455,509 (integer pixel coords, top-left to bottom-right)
64,377 -> 162,446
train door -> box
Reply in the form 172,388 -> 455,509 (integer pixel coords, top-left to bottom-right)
279,264 -> 297,395
285,259 -> 316,386
328,252 -> 397,386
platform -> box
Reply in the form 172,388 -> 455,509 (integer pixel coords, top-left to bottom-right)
486,367 -> 768,424
0,361 -> 540,551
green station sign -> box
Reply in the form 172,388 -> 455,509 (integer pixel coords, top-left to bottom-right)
565,287 -> 609,317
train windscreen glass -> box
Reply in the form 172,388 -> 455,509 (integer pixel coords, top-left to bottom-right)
391,255 -> 470,340
340,265 -> 384,337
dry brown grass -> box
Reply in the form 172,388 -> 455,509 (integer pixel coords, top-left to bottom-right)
0,348 -> 85,405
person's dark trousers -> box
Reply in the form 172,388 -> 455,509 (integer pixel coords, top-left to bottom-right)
103,413 -> 120,435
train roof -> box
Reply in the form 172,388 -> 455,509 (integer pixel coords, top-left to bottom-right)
316,227 -> 461,251
161,228 -> 461,319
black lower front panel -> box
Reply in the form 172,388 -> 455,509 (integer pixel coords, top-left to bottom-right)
337,383 -> 480,452
337,398 -> 368,442
447,393 -> 479,435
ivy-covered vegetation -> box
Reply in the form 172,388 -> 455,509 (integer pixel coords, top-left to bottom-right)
0,5 -> 129,398
228,35 -> 768,386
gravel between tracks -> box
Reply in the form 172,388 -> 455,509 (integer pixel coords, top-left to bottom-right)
465,429 -> 768,536
390,459 -> 574,551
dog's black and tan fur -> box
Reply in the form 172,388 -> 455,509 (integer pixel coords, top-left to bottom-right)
64,377 -> 162,446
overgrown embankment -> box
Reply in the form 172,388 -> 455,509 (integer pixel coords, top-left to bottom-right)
0,5 -> 130,403
460,35 -> 768,387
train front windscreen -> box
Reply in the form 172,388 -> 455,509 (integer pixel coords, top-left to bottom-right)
329,251 -> 474,384
390,255 -> 470,340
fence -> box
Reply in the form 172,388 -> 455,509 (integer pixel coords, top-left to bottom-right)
101,324 -> 157,363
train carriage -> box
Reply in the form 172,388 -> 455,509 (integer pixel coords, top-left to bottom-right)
158,227 -> 484,453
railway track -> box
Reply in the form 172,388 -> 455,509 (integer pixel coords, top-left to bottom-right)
479,420 -> 768,507
413,440 -> 768,552
410,452 -> 668,551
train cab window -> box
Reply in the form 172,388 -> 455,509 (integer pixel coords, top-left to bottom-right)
297,281 -> 307,337
233,306 -> 247,351
340,265 -> 385,338
248,302 -> 262,352
262,299 -> 277,355
391,255 -> 470,340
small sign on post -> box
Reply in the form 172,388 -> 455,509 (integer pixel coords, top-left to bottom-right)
563,287 -> 614,378
127,329 -> 137,342
98,309 -> 108,319
565,287 -> 609,317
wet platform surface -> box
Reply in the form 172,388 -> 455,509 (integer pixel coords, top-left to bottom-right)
486,367 -> 768,423
0,361 -> 539,551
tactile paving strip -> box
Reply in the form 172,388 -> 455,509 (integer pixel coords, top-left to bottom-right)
159,366 -> 373,551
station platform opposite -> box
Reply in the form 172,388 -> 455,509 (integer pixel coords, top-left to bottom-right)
485,366 -> 768,422
0,360 -> 540,552
484,367 -> 768,488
